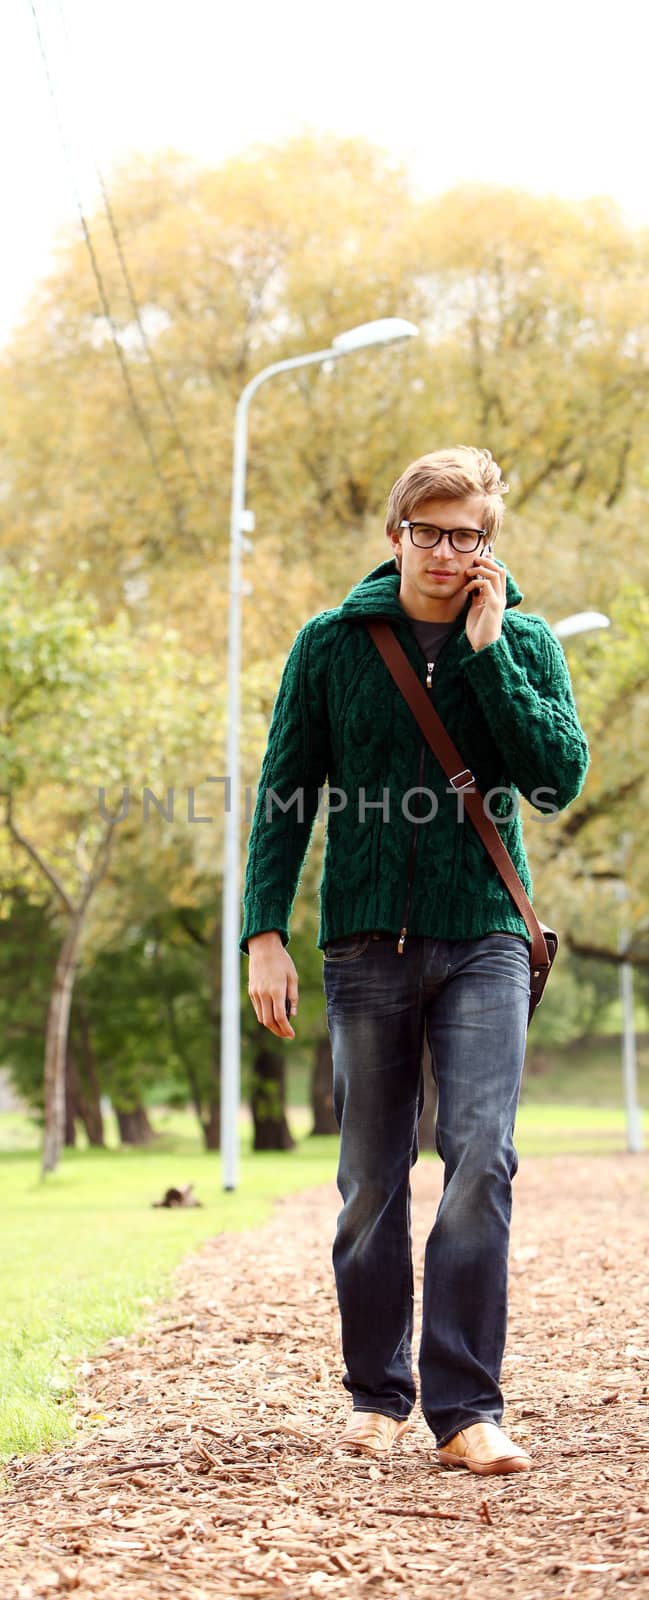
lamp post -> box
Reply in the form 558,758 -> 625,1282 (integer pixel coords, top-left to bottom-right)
615,837 -> 643,1153
221,318 -> 419,1190
552,611 -> 641,1150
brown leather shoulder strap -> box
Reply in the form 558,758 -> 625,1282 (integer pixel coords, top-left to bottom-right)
366,618 -> 548,970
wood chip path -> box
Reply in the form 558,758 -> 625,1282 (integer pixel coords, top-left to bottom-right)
2,1154 -> 649,1599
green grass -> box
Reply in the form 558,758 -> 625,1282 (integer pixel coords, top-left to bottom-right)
1,1109 -> 336,1465
521,1030 -> 649,1105
516,1101 -> 647,1155
283,1030 -> 649,1111
1,1089 -> 647,1469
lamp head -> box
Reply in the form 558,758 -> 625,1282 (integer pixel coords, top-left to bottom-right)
553,611 -> 611,639
331,317 -> 419,354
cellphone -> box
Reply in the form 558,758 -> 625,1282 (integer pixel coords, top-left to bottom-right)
285,995 -> 292,1019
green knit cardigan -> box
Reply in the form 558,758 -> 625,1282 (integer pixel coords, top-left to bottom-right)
240,560 -> 589,952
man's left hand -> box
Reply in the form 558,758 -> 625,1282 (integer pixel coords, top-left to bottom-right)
465,553 -> 507,652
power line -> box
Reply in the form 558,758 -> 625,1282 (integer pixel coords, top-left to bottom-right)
27,0 -> 187,537
94,169 -> 206,496
55,0 -> 206,499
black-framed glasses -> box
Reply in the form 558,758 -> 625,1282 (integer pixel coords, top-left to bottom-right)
399,520 -> 487,554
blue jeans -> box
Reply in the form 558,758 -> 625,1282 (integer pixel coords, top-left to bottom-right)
323,931 -> 530,1447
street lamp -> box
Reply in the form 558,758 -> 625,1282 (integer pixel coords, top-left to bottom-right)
552,611 -> 641,1151
221,317 -> 419,1190
553,610 -> 610,640
615,835 -> 643,1153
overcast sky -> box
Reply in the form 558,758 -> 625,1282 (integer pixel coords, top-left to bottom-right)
3,0 -> 647,344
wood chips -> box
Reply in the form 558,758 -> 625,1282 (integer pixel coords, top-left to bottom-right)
2,1153 -> 649,1599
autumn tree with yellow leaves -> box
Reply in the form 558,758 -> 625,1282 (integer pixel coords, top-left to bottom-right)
1,135 -> 648,1135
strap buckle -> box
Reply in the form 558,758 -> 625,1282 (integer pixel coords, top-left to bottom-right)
449,768 -> 475,791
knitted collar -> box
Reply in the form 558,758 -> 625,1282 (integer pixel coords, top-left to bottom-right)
337,559 -> 524,622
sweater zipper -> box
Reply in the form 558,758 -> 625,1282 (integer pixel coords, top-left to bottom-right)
396,630 -> 459,956
397,735 -> 427,953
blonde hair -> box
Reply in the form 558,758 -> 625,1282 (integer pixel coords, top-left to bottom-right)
385,446 -> 509,542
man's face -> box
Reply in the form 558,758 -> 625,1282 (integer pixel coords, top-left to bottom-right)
387,493 -> 490,619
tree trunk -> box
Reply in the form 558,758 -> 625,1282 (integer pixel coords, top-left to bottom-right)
64,1065 -> 77,1147
67,1007 -> 105,1147
204,917 -> 221,1150
310,1035 -> 338,1135
250,1043 -> 295,1151
116,1104 -> 155,1144
418,1038 -> 439,1154
153,924 -> 210,1145
202,1103 -> 220,1150
163,983 -> 205,1135
42,917 -> 84,1174
75,1004 -> 105,1146
8,810 -> 115,1177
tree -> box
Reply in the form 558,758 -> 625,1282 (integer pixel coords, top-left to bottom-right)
2,137 -> 649,1084
310,1035 -> 337,1137
250,1027 -> 295,1152
0,565 -> 219,1171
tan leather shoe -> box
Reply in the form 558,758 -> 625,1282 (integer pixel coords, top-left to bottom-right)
337,1411 -> 411,1457
437,1422 -> 532,1475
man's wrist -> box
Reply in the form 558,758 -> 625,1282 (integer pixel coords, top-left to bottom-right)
470,630 -> 502,652
248,930 -> 283,948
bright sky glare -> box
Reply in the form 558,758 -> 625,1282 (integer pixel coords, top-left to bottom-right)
2,0 -> 647,344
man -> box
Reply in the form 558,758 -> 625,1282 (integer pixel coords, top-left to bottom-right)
242,446 -> 589,1475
